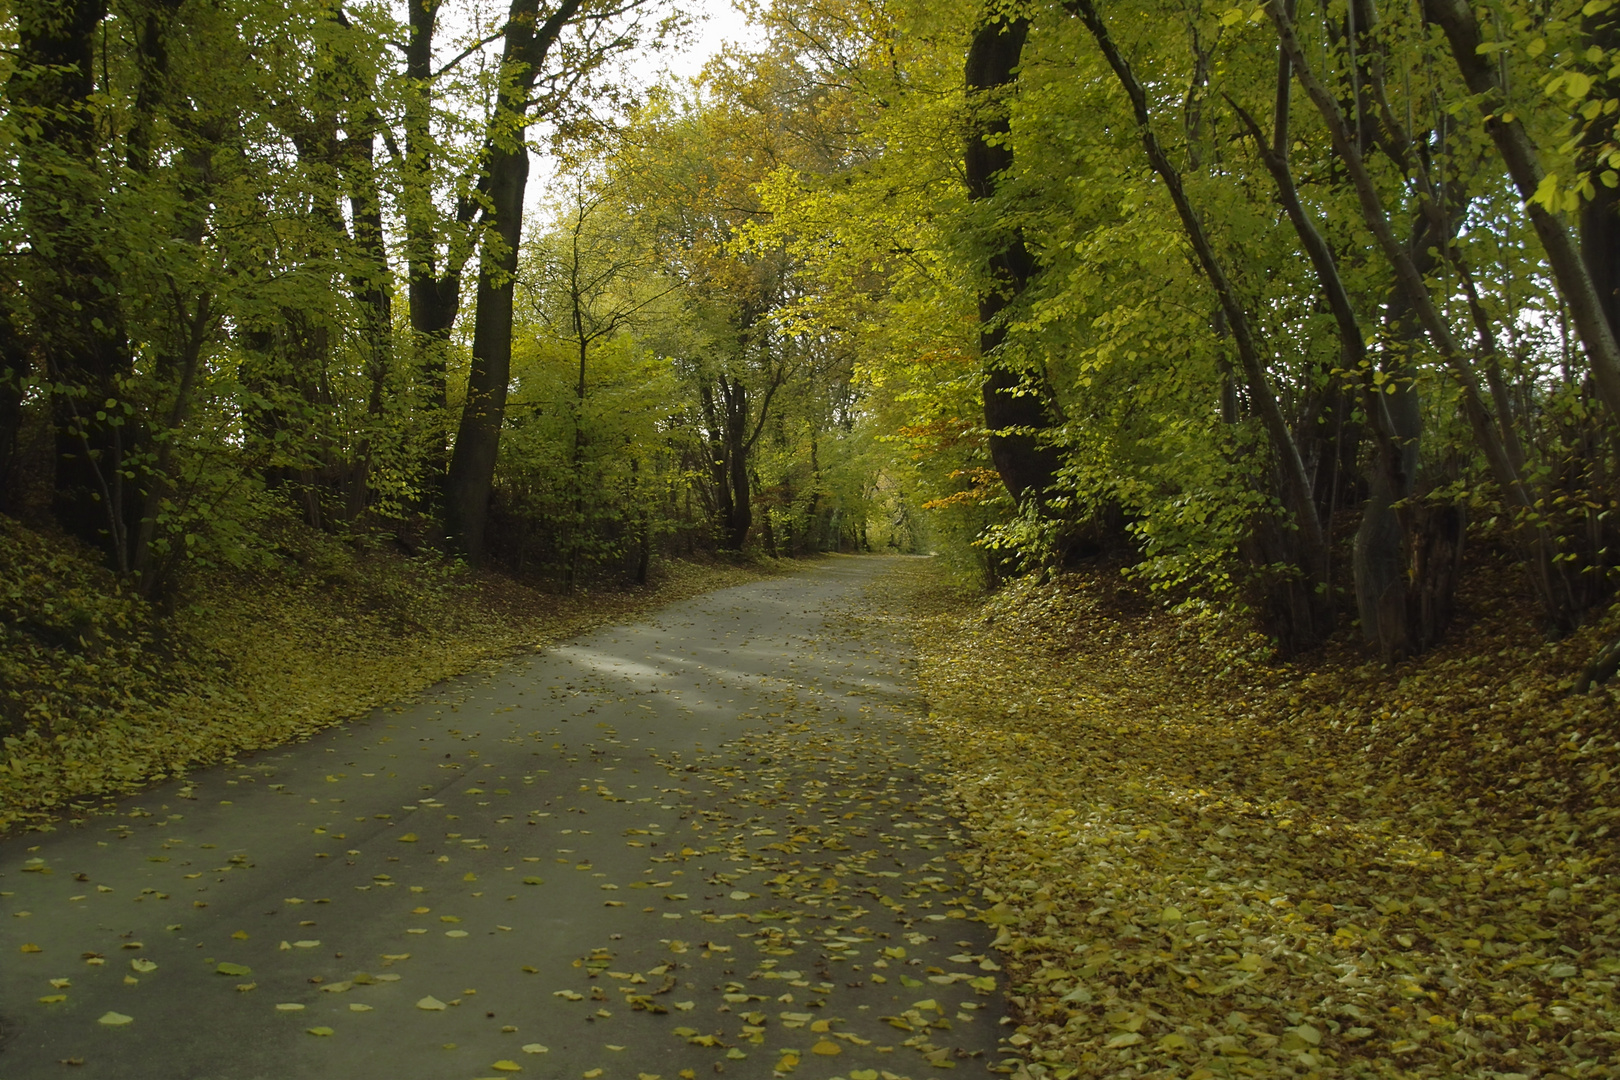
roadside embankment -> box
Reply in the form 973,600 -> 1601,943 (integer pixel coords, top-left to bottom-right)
0,516 -> 784,833
903,565 -> 1620,1080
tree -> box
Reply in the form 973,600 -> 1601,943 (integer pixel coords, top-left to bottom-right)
445,0 -> 662,562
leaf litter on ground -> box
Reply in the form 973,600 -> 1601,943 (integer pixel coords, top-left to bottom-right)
893,557 -> 1620,1080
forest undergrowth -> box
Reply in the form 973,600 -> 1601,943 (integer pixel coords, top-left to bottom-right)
0,516 -> 787,835
893,552 -> 1620,1080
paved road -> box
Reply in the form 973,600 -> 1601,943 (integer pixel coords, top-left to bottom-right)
1,556 -> 1004,1080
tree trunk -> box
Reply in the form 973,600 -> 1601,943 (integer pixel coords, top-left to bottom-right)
446,0 -> 587,562
699,383 -> 734,548
1354,262 -> 1427,658
342,87 -> 393,524
1270,0 -> 1576,630
1074,0 -> 1331,648
402,0 -> 471,513
964,9 -> 1063,505
1581,4 -> 1620,340
0,302 -> 28,515
447,139 -> 526,561
1423,0 -> 1620,424
720,376 -> 752,550
11,0 -> 136,568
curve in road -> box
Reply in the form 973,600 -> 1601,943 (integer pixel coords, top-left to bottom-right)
1,556 -> 1004,1080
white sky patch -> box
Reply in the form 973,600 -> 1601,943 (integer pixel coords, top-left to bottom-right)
660,0 -> 764,84
525,0 -> 764,209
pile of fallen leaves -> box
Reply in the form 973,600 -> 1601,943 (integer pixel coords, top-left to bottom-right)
0,515 -> 783,833
898,557 -> 1620,1079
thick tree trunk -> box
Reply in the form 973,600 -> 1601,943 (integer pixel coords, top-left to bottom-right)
1354,287 -> 1425,658
345,131 -> 393,523
445,0 -> 586,562
447,141 -> 527,561
720,376 -> 752,550
336,21 -> 394,526
964,10 -> 1063,505
402,0 -> 470,513
1581,5 -> 1620,340
11,0 -> 136,567
699,384 -> 734,547
0,304 -> 27,514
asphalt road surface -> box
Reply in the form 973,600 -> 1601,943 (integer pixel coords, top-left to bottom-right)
1,556 -> 1005,1080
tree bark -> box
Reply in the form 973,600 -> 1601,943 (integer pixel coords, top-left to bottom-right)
964,9 -> 1063,505
10,0 -> 136,567
0,290 -> 29,515
446,0 -> 586,562
402,0 -> 477,511
1580,3 -> 1620,340
1355,226 -> 1435,659
719,375 -> 753,550
331,7 -> 394,524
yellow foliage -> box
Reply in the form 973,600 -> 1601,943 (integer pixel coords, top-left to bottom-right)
899,563 -> 1620,1078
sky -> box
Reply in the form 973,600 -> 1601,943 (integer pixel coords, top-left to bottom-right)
524,0 -> 764,208
660,0 -> 764,83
